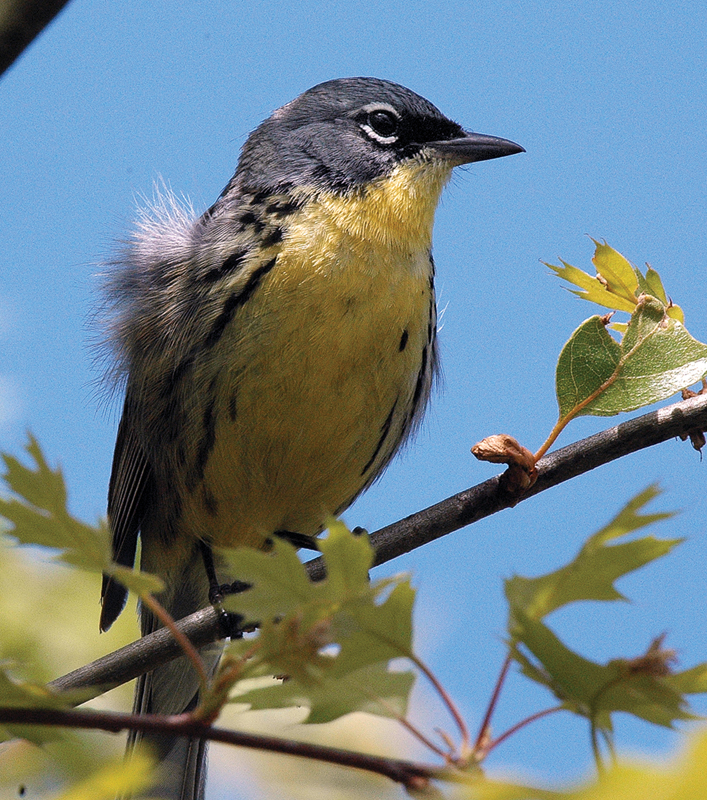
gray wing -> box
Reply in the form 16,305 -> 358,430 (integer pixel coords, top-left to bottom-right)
99,396 -> 153,632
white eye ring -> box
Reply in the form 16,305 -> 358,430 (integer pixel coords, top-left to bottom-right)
359,104 -> 400,144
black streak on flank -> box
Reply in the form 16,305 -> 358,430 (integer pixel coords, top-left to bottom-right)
361,398 -> 398,476
205,257 -> 277,348
201,486 -> 219,517
188,396 -> 217,490
398,329 -> 409,352
261,226 -> 283,247
266,198 -> 303,217
202,249 -> 248,283
160,356 -> 194,399
411,345 -> 428,409
239,210 -> 265,233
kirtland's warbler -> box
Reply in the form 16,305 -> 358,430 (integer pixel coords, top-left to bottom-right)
99,77 -> 523,799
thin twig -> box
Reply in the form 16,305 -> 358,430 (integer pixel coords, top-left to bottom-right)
408,652 -> 470,754
0,706 -> 440,790
473,654 -> 512,755
487,705 -> 564,753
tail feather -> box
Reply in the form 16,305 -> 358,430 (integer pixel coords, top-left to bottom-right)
127,670 -> 209,800
125,549 -> 224,800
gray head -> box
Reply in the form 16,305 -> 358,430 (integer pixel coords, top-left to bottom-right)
231,77 -> 523,196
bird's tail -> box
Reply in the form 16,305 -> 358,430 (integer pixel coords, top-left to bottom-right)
126,666 -> 211,800
126,550 -> 222,800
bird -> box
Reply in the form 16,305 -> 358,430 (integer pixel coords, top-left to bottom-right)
98,76 -> 523,799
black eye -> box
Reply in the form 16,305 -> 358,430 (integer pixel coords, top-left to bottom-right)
367,110 -> 399,138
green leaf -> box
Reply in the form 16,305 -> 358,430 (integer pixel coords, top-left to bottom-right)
232,662 -> 415,724
546,259 -> 637,313
52,753 -> 156,800
505,491 -> 705,736
0,436 -> 109,572
665,662 -> 707,695
0,666 -> 77,745
219,523 -> 417,724
643,266 -> 668,305
316,518 -> 375,599
555,296 -> 707,418
0,437 -> 163,600
505,487 -> 678,621
102,564 -> 164,598
510,613 -> 701,730
220,521 -> 390,627
555,315 -> 621,417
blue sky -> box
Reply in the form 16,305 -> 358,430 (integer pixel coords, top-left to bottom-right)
2,0 -> 707,796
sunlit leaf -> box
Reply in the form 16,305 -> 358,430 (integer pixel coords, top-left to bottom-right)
591,240 -> 640,307
555,297 -> 707,418
52,752 -> 155,800
468,729 -> 707,799
0,436 -> 108,572
546,259 -> 636,313
546,242 -> 684,324
232,662 -> 414,724
0,437 -> 162,598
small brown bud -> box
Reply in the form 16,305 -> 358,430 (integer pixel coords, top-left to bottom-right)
623,633 -> 677,678
679,384 -> 707,452
472,434 -> 537,494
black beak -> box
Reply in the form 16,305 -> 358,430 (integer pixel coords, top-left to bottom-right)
427,131 -> 525,165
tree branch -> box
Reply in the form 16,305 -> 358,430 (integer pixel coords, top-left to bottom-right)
51,392 -> 707,697
0,706 -> 442,790
0,0 -> 72,76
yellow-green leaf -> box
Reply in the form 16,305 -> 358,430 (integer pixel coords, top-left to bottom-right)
505,487 -> 677,622
0,437 -> 108,573
591,240 -> 640,307
52,753 -> 155,800
546,260 -> 637,313
220,523 -> 416,725
467,728 -> 707,799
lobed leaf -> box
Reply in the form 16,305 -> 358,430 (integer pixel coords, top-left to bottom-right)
590,240 -> 640,307
510,613 -> 701,731
0,437 -> 163,598
220,523 -> 416,725
232,662 -> 415,724
546,241 -> 685,323
0,436 -> 109,572
505,487 -> 678,621
505,490 -> 706,737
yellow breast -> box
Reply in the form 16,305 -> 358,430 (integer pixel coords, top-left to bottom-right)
182,160 -> 451,548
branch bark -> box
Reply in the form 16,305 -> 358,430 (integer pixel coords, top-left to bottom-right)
0,0 -> 72,76
0,706 -> 442,790
50,392 -> 707,697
